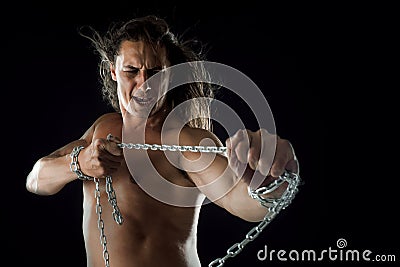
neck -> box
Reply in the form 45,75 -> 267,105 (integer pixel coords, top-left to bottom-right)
145,108 -> 168,130
121,106 -> 170,131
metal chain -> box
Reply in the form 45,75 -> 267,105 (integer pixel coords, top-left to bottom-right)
93,176 -> 125,267
94,178 -> 110,267
118,142 -> 227,154
105,176 -> 124,225
92,141 -> 301,267
70,146 -> 94,181
208,171 -> 301,267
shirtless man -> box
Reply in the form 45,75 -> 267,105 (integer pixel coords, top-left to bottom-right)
26,15 -> 299,267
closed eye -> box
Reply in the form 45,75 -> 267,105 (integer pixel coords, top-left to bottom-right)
124,67 -> 140,75
123,66 -> 162,77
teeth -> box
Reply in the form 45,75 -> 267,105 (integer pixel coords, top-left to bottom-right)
133,96 -> 153,104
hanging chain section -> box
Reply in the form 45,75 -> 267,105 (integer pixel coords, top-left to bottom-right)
94,178 -> 109,267
83,138 -> 301,267
93,176 -> 124,267
208,171 -> 301,267
105,175 -> 124,225
119,141 -> 302,267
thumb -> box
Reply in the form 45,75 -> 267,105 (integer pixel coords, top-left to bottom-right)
107,133 -> 122,143
106,134 -> 123,156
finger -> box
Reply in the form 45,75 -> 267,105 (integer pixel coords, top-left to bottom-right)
92,149 -> 122,177
234,130 -> 250,164
257,130 -> 276,176
226,130 -> 245,162
93,139 -> 123,159
107,142 -> 123,156
235,141 -> 249,164
98,153 -> 122,168
107,133 -> 122,143
230,150 -> 247,177
106,134 -> 123,156
225,137 -> 232,158
247,131 -> 260,170
270,157 -> 287,178
285,157 -> 299,174
226,141 -> 247,178
257,159 -> 272,177
270,139 -> 294,177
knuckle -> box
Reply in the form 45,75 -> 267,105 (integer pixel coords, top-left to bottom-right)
245,129 -> 253,136
278,137 -> 290,146
259,156 -> 273,169
93,138 -> 102,146
248,147 -> 259,161
236,140 -> 248,151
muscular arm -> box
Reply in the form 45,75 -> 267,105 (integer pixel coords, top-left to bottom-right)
26,128 -> 93,195
179,127 -> 298,222
26,112 -> 123,196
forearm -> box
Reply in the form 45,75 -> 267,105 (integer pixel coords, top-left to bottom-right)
183,154 -> 270,222
225,179 -> 269,222
26,139 -> 89,195
26,154 -> 79,195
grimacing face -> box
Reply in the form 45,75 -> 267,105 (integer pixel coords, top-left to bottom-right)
110,40 -> 171,118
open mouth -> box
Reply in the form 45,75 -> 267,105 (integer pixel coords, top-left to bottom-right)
132,96 -> 155,105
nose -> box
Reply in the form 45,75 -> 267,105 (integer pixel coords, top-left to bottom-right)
136,69 -> 148,90
136,71 -> 152,93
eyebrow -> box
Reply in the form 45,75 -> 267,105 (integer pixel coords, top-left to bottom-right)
124,65 -> 162,70
124,65 -> 139,69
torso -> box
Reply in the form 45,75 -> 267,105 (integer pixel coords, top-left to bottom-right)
82,113 -> 205,267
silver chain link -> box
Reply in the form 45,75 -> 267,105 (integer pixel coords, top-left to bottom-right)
94,178 -> 110,267
91,141 -> 301,267
105,176 -> 124,225
118,142 -> 227,154
93,176 -> 125,267
70,146 -> 94,181
208,171 -> 301,267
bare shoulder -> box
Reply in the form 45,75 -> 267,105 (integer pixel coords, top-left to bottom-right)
82,112 -> 122,141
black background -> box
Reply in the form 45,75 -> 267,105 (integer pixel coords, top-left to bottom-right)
4,1 -> 398,266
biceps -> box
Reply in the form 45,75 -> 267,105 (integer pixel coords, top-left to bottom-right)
48,127 -> 94,158
48,139 -> 88,158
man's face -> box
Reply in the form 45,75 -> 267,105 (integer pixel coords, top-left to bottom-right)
111,40 -> 170,118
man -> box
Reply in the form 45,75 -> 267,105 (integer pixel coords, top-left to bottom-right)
26,15 -> 299,267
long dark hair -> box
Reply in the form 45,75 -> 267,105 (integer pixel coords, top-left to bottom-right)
79,15 -> 215,130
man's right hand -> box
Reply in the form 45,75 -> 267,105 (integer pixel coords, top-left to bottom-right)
79,135 -> 124,178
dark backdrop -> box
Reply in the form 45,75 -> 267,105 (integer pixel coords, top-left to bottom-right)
4,1 -> 398,267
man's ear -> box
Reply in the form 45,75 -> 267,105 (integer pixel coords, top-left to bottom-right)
110,63 -> 117,81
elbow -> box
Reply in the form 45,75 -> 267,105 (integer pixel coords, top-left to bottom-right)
25,178 -> 37,194
223,194 -> 270,222
26,159 -> 57,196
26,160 -> 40,194
242,213 -> 268,223
231,204 -> 269,223
238,211 -> 268,223
26,176 -> 58,196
